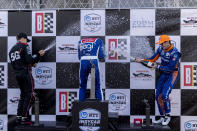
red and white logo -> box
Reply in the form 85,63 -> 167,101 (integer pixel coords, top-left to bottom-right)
35,12 -> 53,33
134,118 -> 143,125
108,39 -> 118,60
35,13 -> 44,33
82,38 -> 97,43
184,65 -> 193,86
59,92 -> 68,112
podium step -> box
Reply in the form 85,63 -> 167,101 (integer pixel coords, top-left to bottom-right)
15,121 -> 69,131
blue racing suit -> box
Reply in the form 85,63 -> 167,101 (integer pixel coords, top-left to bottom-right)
146,45 -> 181,115
78,38 -> 105,101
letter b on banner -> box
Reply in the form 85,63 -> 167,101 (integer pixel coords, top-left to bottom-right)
59,92 -> 67,112
35,13 -> 44,33
184,65 -> 192,86
108,39 -> 118,60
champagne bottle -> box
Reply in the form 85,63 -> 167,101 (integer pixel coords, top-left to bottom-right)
141,61 -> 154,68
131,57 -> 154,68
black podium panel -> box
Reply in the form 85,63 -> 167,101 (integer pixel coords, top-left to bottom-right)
72,100 -> 108,131
15,121 -> 68,131
118,124 -> 171,131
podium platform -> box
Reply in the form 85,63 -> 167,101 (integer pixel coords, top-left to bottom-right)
72,100 -> 108,131
15,121 -> 69,131
118,124 -> 171,131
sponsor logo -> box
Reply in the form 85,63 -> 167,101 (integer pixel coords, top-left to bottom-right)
9,96 -> 20,104
132,70 -> 152,81
133,118 -> 153,125
132,18 -> 154,28
35,12 -> 54,33
166,52 -> 170,57
0,65 -> 5,86
82,38 -> 97,43
184,65 -> 197,86
59,92 -> 68,112
59,92 -> 77,112
80,42 -> 94,52
0,22 -> 5,25
57,44 -> 77,54
35,66 -> 52,85
108,39 -> 127,60
133,73 -> 152,78
134,118 -> 143,125
109,92 -> 127,111
84,13 -> 101,32
108,39 -> 118,60
79,108 -> 101,131
0,18 -> 6,29
0,119 -> 3,130
183,18 -> 197,23
182,17 -> 197,27
184,120 -> 197,131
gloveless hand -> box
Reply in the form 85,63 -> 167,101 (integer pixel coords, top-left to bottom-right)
32,63 -> 37,67
39,50 -> 45,56
135,58 -> 144,63
152,62 -> 157,69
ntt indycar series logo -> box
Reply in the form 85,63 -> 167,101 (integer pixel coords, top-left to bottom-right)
84,13 -> 101,32
35,66 -> 52,85
109,93 -> 127,111
79,108 -> 101,131
185,120 -> 197,131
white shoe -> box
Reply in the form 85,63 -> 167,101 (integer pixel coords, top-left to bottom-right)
153,117 -> 164,124
162,116 -> 171,126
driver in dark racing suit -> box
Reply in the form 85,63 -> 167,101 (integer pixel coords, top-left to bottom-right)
136,35 -> 181,126
9,33 -> 45,125
78,38 -> 105,101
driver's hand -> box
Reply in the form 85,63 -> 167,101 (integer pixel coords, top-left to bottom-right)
39,50 -> 45,56
32,63 -> 37,67
151,62 -> 157,69
135,58 -> 144,63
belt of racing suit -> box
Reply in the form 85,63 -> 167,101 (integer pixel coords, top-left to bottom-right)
81,56 -> 98,60
162,68 -> 179,74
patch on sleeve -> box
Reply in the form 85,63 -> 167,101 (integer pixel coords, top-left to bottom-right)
172,54 -> 178,61
26,46 -> 31,54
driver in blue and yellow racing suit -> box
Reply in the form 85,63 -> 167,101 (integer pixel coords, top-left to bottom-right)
136,35 -> 181,126
78,38 -> 105,101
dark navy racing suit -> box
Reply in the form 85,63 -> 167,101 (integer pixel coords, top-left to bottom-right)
9,42 -> 40,117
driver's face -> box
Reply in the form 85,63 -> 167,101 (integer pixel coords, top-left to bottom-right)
19,38 -> 27,43
161,41 -> 171,50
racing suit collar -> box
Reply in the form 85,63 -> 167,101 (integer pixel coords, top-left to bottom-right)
164,44 -> 173,52
17,42 -> 28,46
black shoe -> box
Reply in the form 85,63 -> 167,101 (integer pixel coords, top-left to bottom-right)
21,117 -> 33,125
16,116 -> 22,125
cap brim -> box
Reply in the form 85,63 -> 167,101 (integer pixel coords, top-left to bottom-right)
27,39 -> 31,42
156,41 -> 162,44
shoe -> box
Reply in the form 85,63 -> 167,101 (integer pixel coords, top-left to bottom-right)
16,116 -> 22,125
21,117 -> 33,125
153,116 -> 164,124
162,115 -> 171,126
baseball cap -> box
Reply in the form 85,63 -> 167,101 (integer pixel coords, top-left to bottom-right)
16,33 -> 31,42
156,35 -> 170,44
